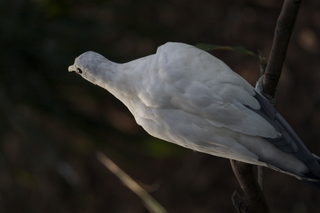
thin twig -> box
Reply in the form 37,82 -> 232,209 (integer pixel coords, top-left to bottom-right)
96,152 -> 168,213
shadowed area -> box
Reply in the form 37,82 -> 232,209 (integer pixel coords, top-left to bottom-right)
1,0 -> 320,212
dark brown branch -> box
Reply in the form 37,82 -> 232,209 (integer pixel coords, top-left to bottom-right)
231,0 -> 302,212
263,0 -> 301,97
231,160 -> 269,213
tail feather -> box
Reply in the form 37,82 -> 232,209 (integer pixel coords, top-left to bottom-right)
305,179 -> 320,190
314,154 -> 320,164
303,154 -> 320,190
265,153 -> 320,190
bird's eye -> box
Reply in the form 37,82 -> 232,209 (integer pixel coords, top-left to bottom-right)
77,68 -> 83,74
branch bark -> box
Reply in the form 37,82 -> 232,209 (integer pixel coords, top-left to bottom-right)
263,0 -> 301,97
231,0 -> 301,212
231,160 -> 269,213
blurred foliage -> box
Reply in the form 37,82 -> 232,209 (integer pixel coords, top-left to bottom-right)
195,43 -> 255,56
0,0 -> 320,212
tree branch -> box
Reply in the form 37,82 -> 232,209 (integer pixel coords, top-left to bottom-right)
231,0 -> 302,212
263,0 -> 301,97
231,160 -> 269,213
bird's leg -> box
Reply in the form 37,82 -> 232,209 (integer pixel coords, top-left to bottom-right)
254,75 -> 264,92
255,75 -> 277,105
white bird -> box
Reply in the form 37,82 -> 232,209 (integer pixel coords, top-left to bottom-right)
68,42 -> 320,187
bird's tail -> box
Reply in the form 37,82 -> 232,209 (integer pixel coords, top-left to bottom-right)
306,180 -> 320,189
315,154 -> 320,166
304,154 -> 320,190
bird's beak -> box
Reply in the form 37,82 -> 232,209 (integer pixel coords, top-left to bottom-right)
68,65 -> 75,72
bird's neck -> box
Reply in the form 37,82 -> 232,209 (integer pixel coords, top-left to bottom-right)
88,55 -> 156,112
89,60 -> 139,104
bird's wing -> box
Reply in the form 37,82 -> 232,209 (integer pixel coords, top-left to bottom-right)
170,77 -> 280,139
156,42 -> 280,139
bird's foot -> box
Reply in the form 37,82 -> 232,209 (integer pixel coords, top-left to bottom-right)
255,75 -> 277,105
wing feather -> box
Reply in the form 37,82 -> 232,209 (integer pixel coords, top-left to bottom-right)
156,42 -> 280,138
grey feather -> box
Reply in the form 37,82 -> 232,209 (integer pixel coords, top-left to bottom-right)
251,90 -> 320,178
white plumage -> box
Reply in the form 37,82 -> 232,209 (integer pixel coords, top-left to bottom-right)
68,42 -> 320,186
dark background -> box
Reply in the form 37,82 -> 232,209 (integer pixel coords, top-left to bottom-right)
1,0 -> 320,212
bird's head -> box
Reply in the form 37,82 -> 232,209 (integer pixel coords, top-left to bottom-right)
68,51 -> 112,85
68,51 -> 135,105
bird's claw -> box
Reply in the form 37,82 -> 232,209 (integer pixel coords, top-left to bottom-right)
255,75 -> 277,105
